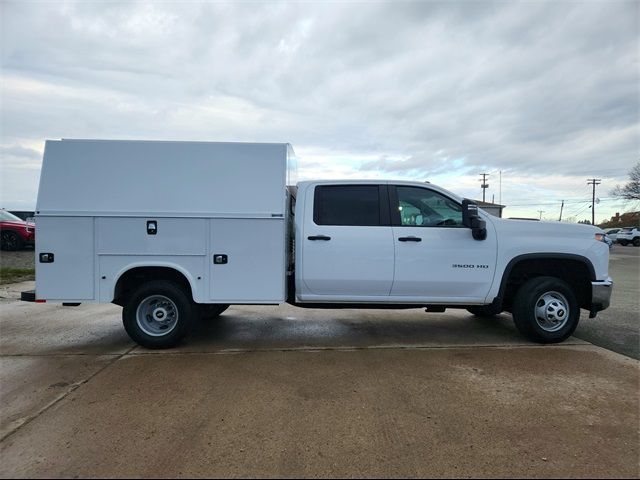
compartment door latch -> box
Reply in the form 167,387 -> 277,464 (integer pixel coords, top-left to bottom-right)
146,220 -> 157,235
213,254 -> 228,265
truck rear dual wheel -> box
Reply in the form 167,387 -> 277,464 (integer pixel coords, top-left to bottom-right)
512,276 -> 580,344
122,280 -> 194,349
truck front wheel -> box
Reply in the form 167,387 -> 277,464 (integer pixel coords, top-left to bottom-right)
512,276 -> 580,344
122,280 -> 194,349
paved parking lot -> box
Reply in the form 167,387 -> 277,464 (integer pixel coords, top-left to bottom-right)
574,245 -> 640,359
0,247 -> 638,478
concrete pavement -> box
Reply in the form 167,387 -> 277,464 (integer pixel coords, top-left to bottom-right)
1,287 -> 638,478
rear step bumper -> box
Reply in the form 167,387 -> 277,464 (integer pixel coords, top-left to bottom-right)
21,291 -> 79,306
21,290 -> 36,302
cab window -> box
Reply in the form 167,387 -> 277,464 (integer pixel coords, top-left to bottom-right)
394,186 -> 463,227
314,185 -> 385,226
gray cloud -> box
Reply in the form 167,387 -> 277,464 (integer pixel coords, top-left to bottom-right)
1,0 -> 638,219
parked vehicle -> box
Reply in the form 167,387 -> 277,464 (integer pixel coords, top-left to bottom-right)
8,210 -> 36,222
599,233 -> 613,249
604,228 -> 622,242
616,227 -> 640,246
0,209 -> 35,250
22,140 -> 613,349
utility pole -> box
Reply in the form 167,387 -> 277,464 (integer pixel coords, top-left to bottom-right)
559,200 -> 564,221
479,173 -> 489,202
538,210 -> 545,220
587,178 -> 601,225
499,170 -> 502,205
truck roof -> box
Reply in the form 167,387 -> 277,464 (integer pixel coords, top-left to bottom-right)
296,179 -> 464,202
37,139 -> 297,218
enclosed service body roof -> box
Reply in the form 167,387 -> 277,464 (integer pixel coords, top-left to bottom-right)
37,140 -> 297,217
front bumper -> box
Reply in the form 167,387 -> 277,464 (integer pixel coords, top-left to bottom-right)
590,277 -> 613,318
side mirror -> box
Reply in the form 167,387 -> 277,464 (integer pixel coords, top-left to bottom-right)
462,199 -> 487,241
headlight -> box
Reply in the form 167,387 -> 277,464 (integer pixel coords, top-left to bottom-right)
595,233 -> 605,242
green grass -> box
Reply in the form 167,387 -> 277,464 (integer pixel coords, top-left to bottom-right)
0,268 -> 35,285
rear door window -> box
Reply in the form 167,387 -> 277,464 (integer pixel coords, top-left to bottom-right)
314,185 -> 386,226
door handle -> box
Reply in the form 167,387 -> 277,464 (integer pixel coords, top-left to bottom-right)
308,235 -> 331,241
398,236 -> 422,242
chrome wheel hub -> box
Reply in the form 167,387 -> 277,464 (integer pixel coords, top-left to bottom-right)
136,295 -> 179,337
535,291 -> 570,332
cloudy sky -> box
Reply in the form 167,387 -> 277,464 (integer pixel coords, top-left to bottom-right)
1,0 -> 638,222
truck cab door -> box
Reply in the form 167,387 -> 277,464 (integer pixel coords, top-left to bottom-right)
388,185 -> 497,303
297,183 -> 394,299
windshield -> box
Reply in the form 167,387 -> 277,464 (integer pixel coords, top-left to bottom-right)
0,210 -> 23,222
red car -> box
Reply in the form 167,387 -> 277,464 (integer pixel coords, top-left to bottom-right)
0,210 -> 35,250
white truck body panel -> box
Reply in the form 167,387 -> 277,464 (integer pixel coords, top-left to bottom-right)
209,218 -> 285,303
35,216 -> 95,301
389,222 -> 498,301
37,140 -> 295,217
36,140 -> 296,303
298,181 -> 395,297
483,218 -> 610,302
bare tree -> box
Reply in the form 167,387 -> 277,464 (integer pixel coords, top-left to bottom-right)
611,161 -> 640,200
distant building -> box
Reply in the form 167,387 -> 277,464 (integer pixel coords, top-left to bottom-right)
475,200 -> 505,218
599,211 -> 640,228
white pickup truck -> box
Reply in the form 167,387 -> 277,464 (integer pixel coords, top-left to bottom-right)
23,140 -> 613,349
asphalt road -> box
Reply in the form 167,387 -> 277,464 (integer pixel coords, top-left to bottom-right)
574,244 -> 640,359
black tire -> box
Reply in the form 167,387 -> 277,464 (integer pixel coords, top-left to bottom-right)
467,305 -> 502,317
122,280 -> 195,349
512,276 -> 580,344
199,304 -> 229,320
619,240 -> 628,246
1,231 -> 23,251
633,238 -> 640,247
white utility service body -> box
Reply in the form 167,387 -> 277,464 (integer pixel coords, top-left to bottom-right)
35,140 -> 296,305
29,139 -> 612,348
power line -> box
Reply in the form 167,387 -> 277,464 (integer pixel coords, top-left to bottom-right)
567,203 -> 592,220
507,199 -> 591,207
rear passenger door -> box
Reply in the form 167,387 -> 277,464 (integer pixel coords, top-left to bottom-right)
300,184 -> 395,298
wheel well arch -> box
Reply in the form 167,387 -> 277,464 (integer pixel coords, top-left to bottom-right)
498,254 -> 595,311
112,265 -> 195,306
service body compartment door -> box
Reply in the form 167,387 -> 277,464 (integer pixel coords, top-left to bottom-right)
35,216 -> 95,300
209,218 -> 285,303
